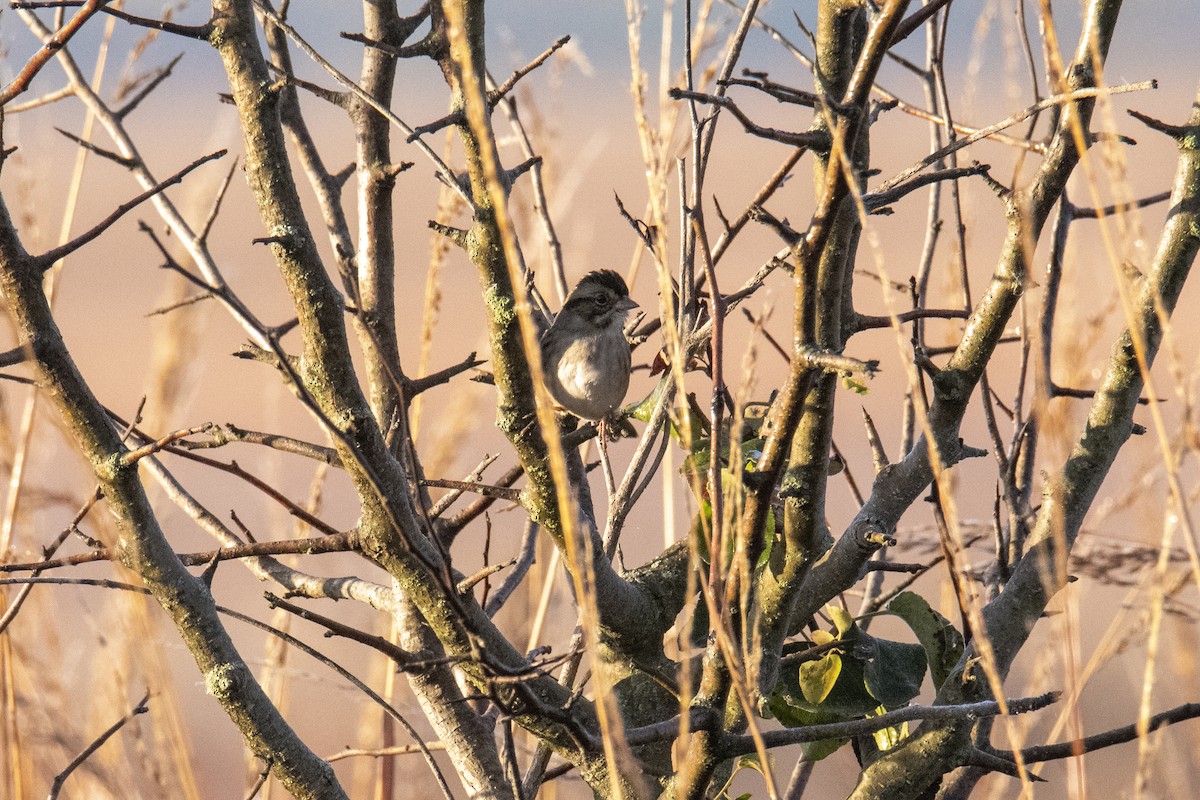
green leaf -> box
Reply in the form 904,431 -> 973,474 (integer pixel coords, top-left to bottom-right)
766,693 -> 849,762
688,596 -> 710,649
754,508 -> 777,574
683,439 -> 712,478
692,498 -> 713,564
801,734 -> 849,762
735,753 -> 765,776
799,652 -> 842,705
713,753 -> 770,799
861,635 -> 927,708
873,725 -> 906,751
627,380 -> 666,423
740,436 -> 766,470
777,640 -> 878,718
768,690 -> 828,727
681,410 -> 768,487
885,591 -> 965,689
828,605 -> 855,637
842,375 -> 869,394
810,629 -> 835,647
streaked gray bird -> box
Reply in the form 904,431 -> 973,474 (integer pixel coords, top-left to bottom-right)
540,269 -> 637,424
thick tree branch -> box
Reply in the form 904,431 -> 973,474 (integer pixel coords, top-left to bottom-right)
0,168 -> 346,800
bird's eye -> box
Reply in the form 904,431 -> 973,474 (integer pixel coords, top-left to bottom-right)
593,294 -> 611,307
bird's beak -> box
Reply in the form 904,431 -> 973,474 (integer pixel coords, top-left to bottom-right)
617,297 -> 639,313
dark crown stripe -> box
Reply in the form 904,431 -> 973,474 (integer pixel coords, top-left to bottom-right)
578,269 -> 629,298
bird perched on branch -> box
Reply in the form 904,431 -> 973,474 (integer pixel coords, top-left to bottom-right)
540,269 -> 638,429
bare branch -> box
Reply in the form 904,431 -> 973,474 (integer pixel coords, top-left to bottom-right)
48,691 -> 152,800
219,605 -> 456,800
862,407 -> 890,473
864,162 -> 991,212
174,423 -> 342,467
122,425 -> 210,465
99,4 -> 213,38
1016,703 -> 1200,764
619,692 -> 1059,753
54,126 -> 136,166
719,72 -> 819,107
32,149 -> 227,270
0,532 -> 358,573
0,345 -> 28,369
489,35 -> 570,104
326,743 -> 447,762
254,1 -> 472,207
1071,190 -> 1172,219
854,306 -> 971,331
115,53 -> 185,119
1,0 -> 108,106
669,87 -> 828,148
888,0 -> 954,46
485,520 -> 539,616
112,424 -> 343,537
423,478 -> 523,506
458,559 -> 516,596
877,81 -> 1156,194
265,593 -> 410,665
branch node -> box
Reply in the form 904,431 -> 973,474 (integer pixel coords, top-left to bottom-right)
797,346 -> 878,379
1127,105 -> 1198,145
958,441 -> 988,460
55,127 -> 136,167
505,155 -> 541,187
749,205 -> 801,246
488,35 -> 570,105
861,407 -> 890,473
427,220 -> 470,249
457,559 -> 516,595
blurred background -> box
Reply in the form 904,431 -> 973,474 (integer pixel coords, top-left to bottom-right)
2,1 -> 1199,797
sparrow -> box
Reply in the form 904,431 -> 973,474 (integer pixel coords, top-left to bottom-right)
540,270 -> 638,423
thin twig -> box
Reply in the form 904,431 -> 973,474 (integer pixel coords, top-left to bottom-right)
0,532 -> 358,573
326,743 -> 447,762
219,605 -> 456,800
1,0 -> 108,106
48,691 -> 151,800
253,1 -> 471,207
32,150 -> 227,269
877,81 -> 1155,195
423,478 -> 523,505
1016,703 -> 1200,764
486,520 -> 539,616
490,35 -> 571,103
669,88 -> 827,148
